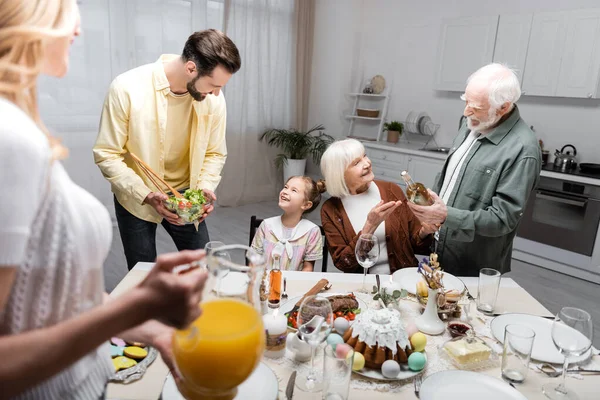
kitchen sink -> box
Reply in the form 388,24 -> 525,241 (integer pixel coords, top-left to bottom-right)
420,147 -> 450,154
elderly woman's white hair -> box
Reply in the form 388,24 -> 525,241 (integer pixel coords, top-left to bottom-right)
465,63 -> 521,110
320,139 -> 365,198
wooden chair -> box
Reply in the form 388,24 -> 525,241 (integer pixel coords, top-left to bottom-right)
248,215 -> 329,272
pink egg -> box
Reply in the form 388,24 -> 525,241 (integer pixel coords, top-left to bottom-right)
405,323 -> 418,338
111,337 -> 126,347
335,343 -> 353,359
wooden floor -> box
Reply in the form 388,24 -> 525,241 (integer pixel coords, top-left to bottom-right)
103,200 -> 600,347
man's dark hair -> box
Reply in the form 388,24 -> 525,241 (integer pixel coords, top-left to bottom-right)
181,29 -> 241,77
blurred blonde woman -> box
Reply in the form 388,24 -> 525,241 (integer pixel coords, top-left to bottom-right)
0,1 -> 209,398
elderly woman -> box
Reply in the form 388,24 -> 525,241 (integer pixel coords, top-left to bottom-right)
320,139 -> 435,274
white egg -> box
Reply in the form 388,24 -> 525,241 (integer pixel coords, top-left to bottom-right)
381,360 -> 400,378
333,317 -> 349,334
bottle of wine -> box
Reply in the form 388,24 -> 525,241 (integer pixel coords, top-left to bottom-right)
401,171 -> 434,206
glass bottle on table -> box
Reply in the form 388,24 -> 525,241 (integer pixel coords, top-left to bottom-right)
268,255 -> 282,308
401,171 -> 434,206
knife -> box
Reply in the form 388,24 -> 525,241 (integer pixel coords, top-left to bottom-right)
490,312 -> 555,320
285,371 -> 297,400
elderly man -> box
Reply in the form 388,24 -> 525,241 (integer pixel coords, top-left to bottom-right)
408,63 -> 541,277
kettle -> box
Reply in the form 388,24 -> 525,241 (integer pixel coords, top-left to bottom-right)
553,144 -> 578,171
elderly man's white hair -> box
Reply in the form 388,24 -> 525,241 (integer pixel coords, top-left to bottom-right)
466,63 -> 521,110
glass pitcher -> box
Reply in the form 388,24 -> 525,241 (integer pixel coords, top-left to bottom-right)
172,245 -> 266,400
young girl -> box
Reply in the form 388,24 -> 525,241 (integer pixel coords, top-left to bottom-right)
251,176 -> 326,271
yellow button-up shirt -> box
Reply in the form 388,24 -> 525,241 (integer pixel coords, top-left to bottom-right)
93,54 -> 227,223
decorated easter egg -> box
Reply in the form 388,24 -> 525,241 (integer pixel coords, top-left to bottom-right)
110,345 -> 124,358
111,337 -> 126,347
381,360 -> 401,378
410,332 -> 427,352
334,317 -> 350,335
112,356 -> 137,371
123,346 -> 147,360
335,343 -> 353,359
408,352 -> 426,371
349,351 -> 365,371
405,322 -> 419,338
326,333 -> 344,349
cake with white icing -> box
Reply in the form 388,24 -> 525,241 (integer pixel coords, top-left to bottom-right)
342,308 -> 413,368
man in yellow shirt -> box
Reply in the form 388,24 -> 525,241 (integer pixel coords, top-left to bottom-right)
93,30 -> 241,270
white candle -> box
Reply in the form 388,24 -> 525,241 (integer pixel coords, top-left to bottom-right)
385,276 -> 402,292
263,309 -> 288,358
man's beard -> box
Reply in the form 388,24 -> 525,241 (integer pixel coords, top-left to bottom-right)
467,107 -> 499,131
186,76 -> 206,102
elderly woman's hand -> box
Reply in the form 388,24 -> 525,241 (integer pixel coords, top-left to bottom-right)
362,200 -> 402,234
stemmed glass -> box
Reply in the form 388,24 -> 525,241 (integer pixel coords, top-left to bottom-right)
296,295 -> 334,392
355,233 -> 379,293
543,307 -> 593,400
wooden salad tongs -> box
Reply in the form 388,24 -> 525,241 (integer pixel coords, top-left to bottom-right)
129,152 -> 183,199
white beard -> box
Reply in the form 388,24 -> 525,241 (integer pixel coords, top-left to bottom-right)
467,107 -> 499,132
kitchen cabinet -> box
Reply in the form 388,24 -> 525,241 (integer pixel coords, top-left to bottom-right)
556,9 -> 600,98
364,143 -> 446,190
492,14 -> 533,83
522,12 -> 568,96
435,16 -> 499,91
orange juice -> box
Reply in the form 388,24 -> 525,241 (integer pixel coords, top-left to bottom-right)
173,298 -> 265,400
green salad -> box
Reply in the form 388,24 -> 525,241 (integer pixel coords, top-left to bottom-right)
164,189 -> 207,223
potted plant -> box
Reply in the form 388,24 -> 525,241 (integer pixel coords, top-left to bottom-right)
260,124 -> 334,182
383,121 -> 403,144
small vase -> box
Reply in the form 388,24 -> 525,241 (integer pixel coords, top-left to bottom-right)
415,288 -> 445,335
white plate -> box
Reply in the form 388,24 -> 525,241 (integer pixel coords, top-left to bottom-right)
391,268 -> 465,295
215,272 -> 249,296
490,313 -> 592,364
353,354 -> 426,381
280,293 -> 368,331
161,362 -> 278,400
420,370 -> 527,400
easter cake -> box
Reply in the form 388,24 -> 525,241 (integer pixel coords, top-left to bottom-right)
342,308 -> 413,369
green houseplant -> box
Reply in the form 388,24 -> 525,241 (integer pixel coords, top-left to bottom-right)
260,124 -> 334,181
383,121 -> 403,144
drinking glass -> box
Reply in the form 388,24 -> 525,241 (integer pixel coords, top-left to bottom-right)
296,295 -> 334,392
204,240 -> 226,255
476,268 -> 501,314
355,233 -> 379,293
172,245 -> 266,400
501,324 -> 535,384
543,307 -> 593,400
322,344 -> 354,400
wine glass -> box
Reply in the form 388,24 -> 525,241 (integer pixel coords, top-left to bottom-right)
204,240 -> 226,255
355,233 -> 379,293
172,245 -> 266,400
542,307 -> 593,400
296,295 -> 334,392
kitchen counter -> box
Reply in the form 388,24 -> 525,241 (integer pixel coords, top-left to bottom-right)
540,165 -> 600,186
361,141 -> 449,161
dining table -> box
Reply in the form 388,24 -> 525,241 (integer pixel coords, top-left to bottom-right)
107,263 -> 599,400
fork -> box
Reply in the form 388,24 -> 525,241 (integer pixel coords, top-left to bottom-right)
281,278 -> 288,300
414,375 -> 422,398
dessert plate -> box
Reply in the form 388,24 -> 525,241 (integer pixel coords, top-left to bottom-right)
353,355 -> 426,381
161,362 -> 278,400
392,268 -> 465,295
420,370 -> 527,400
491,313 -> 592,364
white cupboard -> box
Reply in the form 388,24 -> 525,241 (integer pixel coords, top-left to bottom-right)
492,14 -> 533,83
435,16 -> 499,91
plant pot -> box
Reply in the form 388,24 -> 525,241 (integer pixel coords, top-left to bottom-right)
415,288 -> 446,335
283,159 -> 307,183
387,130 -> 401,144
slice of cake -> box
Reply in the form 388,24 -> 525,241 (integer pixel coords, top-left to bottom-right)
443,337 -> 491,365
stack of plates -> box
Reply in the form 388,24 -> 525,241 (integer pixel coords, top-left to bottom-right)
405,111 -> 432,135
